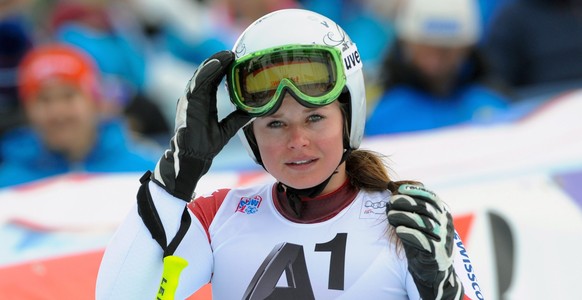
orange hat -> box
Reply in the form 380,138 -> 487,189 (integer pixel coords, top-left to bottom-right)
17,43 -> 100,101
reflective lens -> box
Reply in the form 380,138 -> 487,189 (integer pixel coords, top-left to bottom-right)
228,45 -> 346,116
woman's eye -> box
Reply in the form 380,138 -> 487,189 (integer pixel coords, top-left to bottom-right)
267,120 -> 283,128
308,114 -> 324,122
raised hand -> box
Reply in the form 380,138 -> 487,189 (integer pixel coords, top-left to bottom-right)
152,51 -> 252,201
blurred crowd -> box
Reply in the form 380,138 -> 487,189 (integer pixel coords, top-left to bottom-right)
1,0 -> 582,188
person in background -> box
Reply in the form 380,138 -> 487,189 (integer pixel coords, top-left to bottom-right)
0,43 -> 161,188
482,0 -> 582,96
45,0 -> 171,143
46,1 -> 147,108
96,9 -> 483,300
365,0 -> 511,136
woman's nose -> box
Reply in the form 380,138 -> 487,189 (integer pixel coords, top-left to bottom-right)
287,125 -> 310,149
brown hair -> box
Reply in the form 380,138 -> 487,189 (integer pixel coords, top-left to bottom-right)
345,148 -> 419,252
345,149 -> 420,192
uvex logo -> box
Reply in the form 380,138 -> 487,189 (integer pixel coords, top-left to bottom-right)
343,49 -> 361,71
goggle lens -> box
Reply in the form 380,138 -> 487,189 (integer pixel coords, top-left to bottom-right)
229,46 -> 345,116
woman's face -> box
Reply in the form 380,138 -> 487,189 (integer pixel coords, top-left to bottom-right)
252,95 -> 346,194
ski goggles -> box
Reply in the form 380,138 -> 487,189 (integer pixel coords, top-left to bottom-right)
227,45 -> 347,117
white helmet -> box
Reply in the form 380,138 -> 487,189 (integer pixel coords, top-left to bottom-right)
231,8 -> 366,165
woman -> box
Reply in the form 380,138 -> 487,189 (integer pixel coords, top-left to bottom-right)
97,9 -> 483,300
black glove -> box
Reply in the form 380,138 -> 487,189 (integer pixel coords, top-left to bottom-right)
152,51 -> 252,201
387,184 -> 464,300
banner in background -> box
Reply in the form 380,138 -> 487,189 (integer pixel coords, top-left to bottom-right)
1,90 -> 581,299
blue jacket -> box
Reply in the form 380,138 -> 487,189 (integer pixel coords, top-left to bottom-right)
365,84 -> 510,136
0,119 -> 160,188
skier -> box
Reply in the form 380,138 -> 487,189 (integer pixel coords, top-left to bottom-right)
96,8 -> 484,300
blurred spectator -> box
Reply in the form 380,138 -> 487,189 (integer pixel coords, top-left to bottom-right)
365,0 -> 511,136
48,1 -> 145,105
483,0 -> 582,96
43,0 -> 171,142
0,43 -> 161,188
0,3 -> 33,138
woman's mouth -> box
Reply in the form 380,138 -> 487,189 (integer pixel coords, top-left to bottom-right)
286,158 -> 317,166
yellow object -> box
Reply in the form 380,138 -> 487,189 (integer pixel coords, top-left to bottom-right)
244,61 -> 331,94
156,255 -> 189,300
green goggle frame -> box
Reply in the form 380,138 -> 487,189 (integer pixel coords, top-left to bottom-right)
227,44 -> 347,117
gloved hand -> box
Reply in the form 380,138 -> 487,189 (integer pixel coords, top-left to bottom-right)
387,184 -> 464,300
152,51 -> 252,201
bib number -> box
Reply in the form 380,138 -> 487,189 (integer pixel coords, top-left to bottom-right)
243,233 -> 348,300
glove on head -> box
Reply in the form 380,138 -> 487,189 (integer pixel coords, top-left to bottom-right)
152,51 -> 252,201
